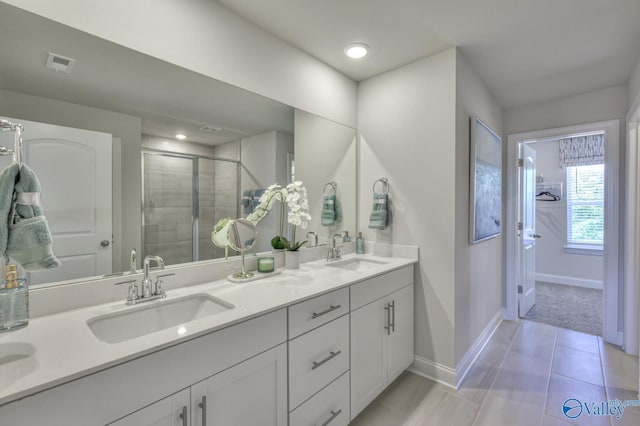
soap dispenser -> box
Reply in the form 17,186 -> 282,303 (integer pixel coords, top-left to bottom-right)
356,232 -> 365,254
0,264 -> 29,331
342,231 -> 352,242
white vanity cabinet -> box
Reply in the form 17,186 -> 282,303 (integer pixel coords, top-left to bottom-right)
0,309 -> 287,426
109,388 -> 191,426
349,266 -> 414,419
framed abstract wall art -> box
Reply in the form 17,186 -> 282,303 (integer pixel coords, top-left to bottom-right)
469,116 -> 502,244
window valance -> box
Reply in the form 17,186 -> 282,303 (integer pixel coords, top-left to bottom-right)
559,134 -> 604,167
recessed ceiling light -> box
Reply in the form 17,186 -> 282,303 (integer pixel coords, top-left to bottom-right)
175,134 -> 187,140
344,43 -> 368,59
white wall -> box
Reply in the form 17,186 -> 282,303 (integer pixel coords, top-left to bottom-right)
358,48 -> 457,369
141,135 -> 215,158
454,50 -> 503,366
295,110 -> 356,242
240,131 -> 293,252
529,140 -> 604,287
0,88 -> 141,273
3,0 -> 357,127
629,57 -> 640,109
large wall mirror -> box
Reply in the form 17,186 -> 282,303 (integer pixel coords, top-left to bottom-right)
0,3 -> 356,287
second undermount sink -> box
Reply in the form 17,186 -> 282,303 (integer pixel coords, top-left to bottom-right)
326,257 -> 389,272
87,294 -> 235,344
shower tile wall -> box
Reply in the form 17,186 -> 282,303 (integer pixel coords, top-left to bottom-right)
143,153 -> 194,265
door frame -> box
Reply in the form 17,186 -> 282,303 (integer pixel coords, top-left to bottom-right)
505,120 -> 621,346
626,96 -> 640,356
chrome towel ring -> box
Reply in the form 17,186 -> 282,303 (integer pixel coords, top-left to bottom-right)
372,177 -> 389,194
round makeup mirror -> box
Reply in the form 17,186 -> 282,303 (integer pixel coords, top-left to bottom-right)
227,218 -> 257,279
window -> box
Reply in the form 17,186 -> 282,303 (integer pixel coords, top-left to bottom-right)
566,164 -> 604,247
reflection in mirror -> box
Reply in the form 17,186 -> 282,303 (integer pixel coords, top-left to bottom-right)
0,3 -> 355,288
227,219 -> 256,280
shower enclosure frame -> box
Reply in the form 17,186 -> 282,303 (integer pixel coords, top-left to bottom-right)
141,148 -> 241,263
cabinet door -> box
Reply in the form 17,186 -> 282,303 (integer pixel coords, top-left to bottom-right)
108,388 -> 190,426
191,343 -> 287,426
350,297 -> 388,419
387,284 -> 415,382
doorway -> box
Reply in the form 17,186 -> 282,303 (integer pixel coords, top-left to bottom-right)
505,120 -> 621,345
519,136 -> 605,336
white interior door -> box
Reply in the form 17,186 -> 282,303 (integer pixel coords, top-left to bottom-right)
518,144 -> 537,316
0,116 -> 112,284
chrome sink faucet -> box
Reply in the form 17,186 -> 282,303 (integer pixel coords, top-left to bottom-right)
307,231 -> 318,247
116,254 -> 174,305
327,233 -> 343,262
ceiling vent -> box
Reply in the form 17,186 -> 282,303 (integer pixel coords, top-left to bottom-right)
46,52 -> 76,73
199,125 -> 222,133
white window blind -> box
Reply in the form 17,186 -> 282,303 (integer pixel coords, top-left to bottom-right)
566,164 -> 604,246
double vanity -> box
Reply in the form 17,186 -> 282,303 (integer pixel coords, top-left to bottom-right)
0,249 -> 417,425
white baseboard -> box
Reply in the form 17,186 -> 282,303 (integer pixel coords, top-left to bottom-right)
535,273 -> 603,290
454,311 -> 503,388
408,356 -> 457,390
409,311 -> 503,390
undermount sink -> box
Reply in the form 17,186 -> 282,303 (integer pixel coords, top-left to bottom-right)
87,294 -> 235,344
326,257 -> 388,272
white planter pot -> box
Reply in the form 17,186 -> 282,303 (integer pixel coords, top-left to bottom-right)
285,251 -> 300,269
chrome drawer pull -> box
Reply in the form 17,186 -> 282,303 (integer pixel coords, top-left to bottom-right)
179,406 -> 187,426
319,409 -> 343,426
199,395 -> 207,426
312,350 -> 342,370
384,303 -> 391,335
312,304 -> 341,319
390,300 -> 396,333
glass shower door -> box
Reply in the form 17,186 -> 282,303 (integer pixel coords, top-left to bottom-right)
142,152 -> 194,265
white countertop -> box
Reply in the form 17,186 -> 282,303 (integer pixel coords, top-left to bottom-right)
0,253 -> 416,406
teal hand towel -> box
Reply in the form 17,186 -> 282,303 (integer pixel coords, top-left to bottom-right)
321,194 -> 336,226
0,163 -> 20,260
368,192 -> 388,230
7,164 -> 60,270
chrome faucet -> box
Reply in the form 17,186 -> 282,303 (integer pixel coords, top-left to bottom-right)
142,255 -> 165,298
306,231 -> 318,247
129,248 -> 137,274
327,233 -> 343,261
116,254 -> 173,305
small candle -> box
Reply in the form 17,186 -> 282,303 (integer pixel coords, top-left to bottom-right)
257,257 -> 275,273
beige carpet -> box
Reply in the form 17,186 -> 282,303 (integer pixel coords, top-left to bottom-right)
523,281 -> 602,336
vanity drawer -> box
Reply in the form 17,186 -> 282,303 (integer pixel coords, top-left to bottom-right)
288,287 -> 349,338
289,372 -> 349,426
289,314 -> 349,410
350,265 -> 413,310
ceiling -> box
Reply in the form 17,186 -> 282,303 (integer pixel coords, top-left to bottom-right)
217,0 -> 640,108
0,3 -> 294,145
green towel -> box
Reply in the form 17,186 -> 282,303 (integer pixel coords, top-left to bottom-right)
7,165 -> 60,270
0,163 -> 20,261
321,194 -> 336,226
368,192 -> 388,230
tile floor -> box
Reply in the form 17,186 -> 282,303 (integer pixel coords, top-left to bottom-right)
351,320 -> 639,426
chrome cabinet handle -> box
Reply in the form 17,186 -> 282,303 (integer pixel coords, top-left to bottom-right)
199,395 -> 207,426
312,304 -> 341,319
312,350 -> 342,370
179,406 -> 187,426
319,409 -> 343,426
390,300 -> 396,333
384,303 -> 391,335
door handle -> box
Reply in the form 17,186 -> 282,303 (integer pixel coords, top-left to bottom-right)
531,234 -> 542,239
179,406 -> 187,426
100,239 -> 111,247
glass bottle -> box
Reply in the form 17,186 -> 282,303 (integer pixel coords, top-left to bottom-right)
342,231 -> 352,242
0,264 -> 29,331
356,232 -> 365,254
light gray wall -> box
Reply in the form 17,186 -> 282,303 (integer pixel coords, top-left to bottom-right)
141,135 -> 215,157
4,0 -> 357,127
529,140 -> 604,286
0,88 -> 141,273
454,50 -> 504,365
629,57 -> 640,109
295,110 -> 356,242
358,48 -> 457,368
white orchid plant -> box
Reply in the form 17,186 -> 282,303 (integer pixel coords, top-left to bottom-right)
241,181 -> 311,251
